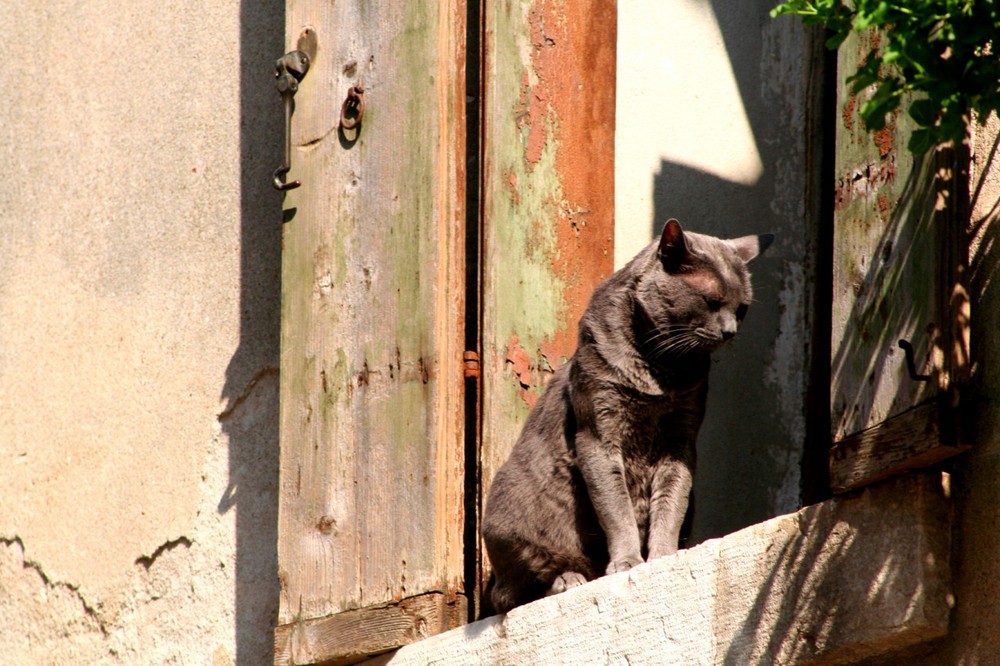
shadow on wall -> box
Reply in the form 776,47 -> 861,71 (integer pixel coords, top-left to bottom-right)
719,473 -> 950,665
652,162 -> 758,241
969,132 -> 1000,388
217,2 -> 285,664
638,0 -> 827,546
652,159 -> 792,546
944,125 -> 1000,666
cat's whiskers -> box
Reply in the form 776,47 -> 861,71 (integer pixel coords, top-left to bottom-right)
645,325 -> 707,359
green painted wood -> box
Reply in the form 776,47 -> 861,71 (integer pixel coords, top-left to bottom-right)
832,29 -> 943,441
276,0 -> 468,637
830,29 -> 970,484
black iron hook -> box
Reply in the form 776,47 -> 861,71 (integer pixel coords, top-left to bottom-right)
273,50 -> 310,191
898,339 -> 932,382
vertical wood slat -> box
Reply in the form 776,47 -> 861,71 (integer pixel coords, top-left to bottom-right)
478,0 -> 617,580
275,0 -> 468,652
829,29 -> 970,490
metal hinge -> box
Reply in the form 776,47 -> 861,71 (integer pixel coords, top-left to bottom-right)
463,351 -> 480,379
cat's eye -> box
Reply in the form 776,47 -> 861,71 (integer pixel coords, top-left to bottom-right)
736,303 -> 749,321
703,296 -> 723,311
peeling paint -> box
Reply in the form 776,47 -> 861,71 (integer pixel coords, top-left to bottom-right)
765,264 -> 807,513
504,334 -> 551,409
482,0 -> 616,486
834,158 -> 898,211
278,0 -> 468,627
831,28 -> 945,440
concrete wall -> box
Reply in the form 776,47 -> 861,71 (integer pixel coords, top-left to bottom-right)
0,2 -> 284,663
615,1 -> 824,542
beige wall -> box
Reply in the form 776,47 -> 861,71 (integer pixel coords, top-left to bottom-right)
0,1 -> 284,663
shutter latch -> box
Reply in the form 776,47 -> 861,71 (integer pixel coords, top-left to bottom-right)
273,48 -> 311,191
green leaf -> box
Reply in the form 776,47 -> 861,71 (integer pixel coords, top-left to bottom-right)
768,0 -> 998,156
907,128 -> 935,154
859,81 -> 903,130
909,98 -> 937,127
854,1 -> 890,28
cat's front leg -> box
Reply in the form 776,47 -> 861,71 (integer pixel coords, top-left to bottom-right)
646,458 -> 693,560
574,429 -> 644,574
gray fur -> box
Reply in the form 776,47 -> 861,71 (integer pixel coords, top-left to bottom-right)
481,219 -> 773,614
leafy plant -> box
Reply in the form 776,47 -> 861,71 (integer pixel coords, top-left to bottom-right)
771,0 -> 1000,153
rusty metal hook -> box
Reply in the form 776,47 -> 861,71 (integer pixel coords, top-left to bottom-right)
273,50 -> 310,191
898,339 -> 931,382
340,85 -> 365,131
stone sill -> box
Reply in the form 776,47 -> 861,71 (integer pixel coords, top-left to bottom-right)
366,473 -> 951,666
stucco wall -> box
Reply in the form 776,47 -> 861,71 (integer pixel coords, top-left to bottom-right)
615,0 -> 824,543
0,2 -> 284,663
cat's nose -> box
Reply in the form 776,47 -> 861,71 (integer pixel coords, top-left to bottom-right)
721,327 -> 736,342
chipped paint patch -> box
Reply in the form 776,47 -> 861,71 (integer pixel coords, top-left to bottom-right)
504,334 -> 558,409
482,0 -> 616,482
834,157 -> 897,210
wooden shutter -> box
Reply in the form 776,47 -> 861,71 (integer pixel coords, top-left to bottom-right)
274,3 -> 469,663
478,0 -> 616,591
274,0 -> 618,661
829,29 -> 971,493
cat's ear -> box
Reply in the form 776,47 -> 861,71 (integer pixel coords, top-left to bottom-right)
657,218 -> 690,269
729,233 -> 775,263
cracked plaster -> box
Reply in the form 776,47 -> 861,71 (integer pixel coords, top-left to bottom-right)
0,370 -> 278,664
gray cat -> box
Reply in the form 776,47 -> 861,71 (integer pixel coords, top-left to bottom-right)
481,219 -> 773,614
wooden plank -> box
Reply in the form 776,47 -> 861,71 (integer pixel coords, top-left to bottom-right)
830,400 -> 969,493
479,0 -> 616,593
274,592 -> 467,666
276,0 -> 468,630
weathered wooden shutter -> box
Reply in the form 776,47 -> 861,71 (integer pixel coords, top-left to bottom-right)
274,3 -> 469,663
274,0 -> 617,661
478,0 -> 616,595
829,29 -> 971,493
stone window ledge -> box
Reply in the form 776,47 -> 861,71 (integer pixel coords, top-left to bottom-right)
365,473 -> 951,666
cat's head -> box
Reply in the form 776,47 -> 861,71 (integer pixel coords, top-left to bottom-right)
635,219 -> 773,358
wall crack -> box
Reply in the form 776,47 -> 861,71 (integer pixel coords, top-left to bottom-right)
134,536 -> 194,570
1,535 -> 109,636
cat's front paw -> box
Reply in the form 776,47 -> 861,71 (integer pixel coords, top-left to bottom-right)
547,571 -> 588,596
647,543 -> 679,560
606,557 -> 643,575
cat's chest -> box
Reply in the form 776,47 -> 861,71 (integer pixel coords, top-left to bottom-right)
603,393 -> 698,460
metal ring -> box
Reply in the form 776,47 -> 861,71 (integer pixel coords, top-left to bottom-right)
340,86 -> 365,131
